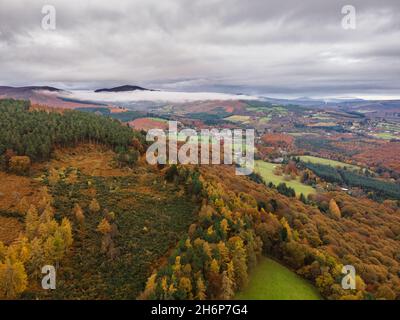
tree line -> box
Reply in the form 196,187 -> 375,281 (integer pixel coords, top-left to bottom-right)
302,162 -> 400,200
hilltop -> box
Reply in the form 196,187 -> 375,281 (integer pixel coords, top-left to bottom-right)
95,85 -> 154,93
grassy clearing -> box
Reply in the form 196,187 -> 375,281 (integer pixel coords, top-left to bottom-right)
0,172 -> 43,213
255,161 -> 315,196
224,115 -> 251,123
236,257 -> 322,300
258,116 -> 272,124
38,144 -> 131,177
147,117 -> 168,123
372,132 -> 398,140
299,155 -> 360,170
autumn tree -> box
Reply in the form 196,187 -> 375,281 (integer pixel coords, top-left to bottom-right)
44,231 -> 66,266
138,273 -> 157,300
0,258 -> 28,299
60,218 -> 73,249
97,218 -> 111,235
229,237 -> 248,290
74,203 -> 85,225
26,238 -> 45,279
329,199 -> 341,219
16,197 -> 30,215
221,270 -> 235,300
178,277 -> 193,299
195,276 -> 206,300
9,156 -> 31,175
89,198 -> 101,214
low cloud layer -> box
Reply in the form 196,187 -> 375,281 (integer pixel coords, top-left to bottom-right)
0,0 -> 399,98
61,90 -> 259,103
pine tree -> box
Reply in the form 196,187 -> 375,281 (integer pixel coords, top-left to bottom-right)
40,204 -> 55,222
195,276 -> 206,300
138,273 -> 157,299
0,258 -> 28,299
230,237 -> 248,290
44,231 -> 65,266
60,218 -> 73,249
210,259 -> 220,274
27,238 -> 45,279
220,218 -> 229,236
178,277 -> 193,299
221,270 -> 235,299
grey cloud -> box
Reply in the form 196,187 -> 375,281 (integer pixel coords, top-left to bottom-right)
0,0 -> 399,98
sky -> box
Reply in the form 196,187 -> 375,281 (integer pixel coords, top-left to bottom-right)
0,0 -> 399,99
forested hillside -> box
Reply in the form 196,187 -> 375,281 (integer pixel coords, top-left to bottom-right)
0,99 -> 142,162
302,162 -> 400,200
141,164 -> 400,300
0,99 -> 399,300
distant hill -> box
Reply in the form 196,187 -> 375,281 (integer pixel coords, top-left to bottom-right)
0,86 -> 62,94
0,86 -> 103,109
94,85 -> 153,93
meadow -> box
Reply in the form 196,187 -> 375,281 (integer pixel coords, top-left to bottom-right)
254,160 -> 315,196
236,257 -> 321,300
224,115 -> 251,123
299,155 -> 360,170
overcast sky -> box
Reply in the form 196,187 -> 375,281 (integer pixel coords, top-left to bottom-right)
0,0 -> 399,98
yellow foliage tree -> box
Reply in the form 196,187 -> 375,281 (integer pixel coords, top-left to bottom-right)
280,217 -> 292,241
195,276 -> 206,300
179,277 -> 192,298
221,270 -> 235,300
0,258 -> 28,299
329,199 -> 341,219
16,197 -> 30,215
9,156 -> 31,175
60,218 -> 73,248
96,218 -> 111,235
44,231 -> 66,265
220,218 -> 229,235
138,273 -> 157,300
173,256 -> 182,275
210,258 -> 220,274
48,168 -> 60,186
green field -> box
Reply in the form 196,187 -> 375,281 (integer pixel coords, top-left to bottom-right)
299,155 -> 360,170
372,132 -> 398,140
288,132 -> 318,137
255,160 -> 315,196
258,116 -> 272,124
148,117 -> 168,123
224,115 -> 251,123
236,257 -> 322,300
